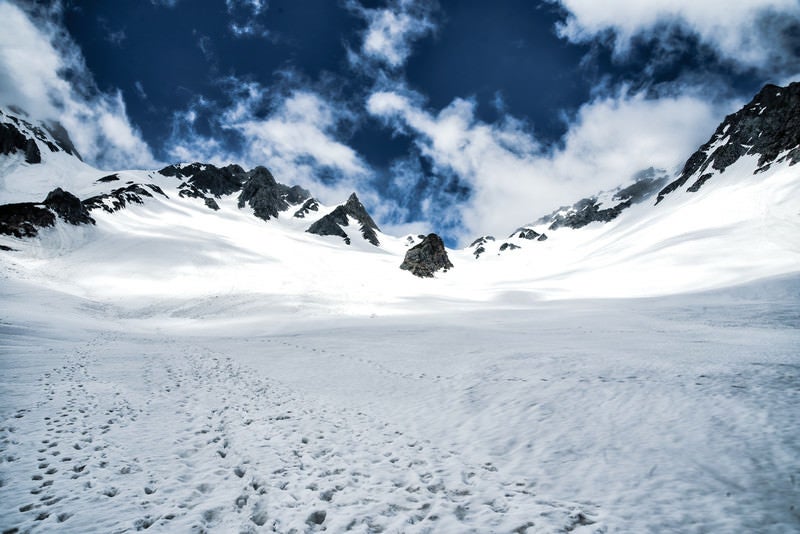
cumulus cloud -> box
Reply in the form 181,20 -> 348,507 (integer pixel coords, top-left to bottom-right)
368,87 -> 725,244
0,1 -> 158,169
166,81 -> 370,204
347,0 -> 437,69
552,0 -> 800,74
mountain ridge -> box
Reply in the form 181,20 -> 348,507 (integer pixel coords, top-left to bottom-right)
0,81 -> 798,293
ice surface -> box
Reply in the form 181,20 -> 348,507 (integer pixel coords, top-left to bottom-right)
1,274 -> 798,533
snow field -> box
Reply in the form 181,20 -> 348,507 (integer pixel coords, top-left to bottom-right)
1,277 -> 798,533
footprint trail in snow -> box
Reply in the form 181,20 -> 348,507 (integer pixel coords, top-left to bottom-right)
0,332 -> 599,533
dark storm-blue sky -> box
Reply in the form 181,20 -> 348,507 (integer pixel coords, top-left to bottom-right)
6,0 -> 795,243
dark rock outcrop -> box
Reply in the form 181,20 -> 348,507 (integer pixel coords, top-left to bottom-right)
306,193 -> 380,246
0,202 -> 55,237
43,120 -> 81,159
514,228 -> 540,240
400,233 -> 453,277
307,210 -> 351,243
160,162 -> 246,197
546,197 -> 631,230
161,162 -> 310,214
499,242 -> 520,252
469,236 -> 494,259
97,174 -> 120,183
538,170 -> 668,230
0,188 -> 95,237
237,166 -> 311,221
83,184 -> 168,214
657,81 -> 800,203
44,188 -> 94,225
1,110 -> 81,162
0,122 -> 40,163
294,198 -> 319,218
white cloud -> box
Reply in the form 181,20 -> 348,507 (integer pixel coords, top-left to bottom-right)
226,0 -> 266,15
552,0 -> 800,72
348,0 -> 436,69
165,83 -> 370,204
0,1 -> 158,169
233,91 -> 367,178
134,81 -> 148,100
368,87 -> 725,245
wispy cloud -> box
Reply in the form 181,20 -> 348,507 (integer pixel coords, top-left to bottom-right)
166,79 -> 369,204
225,0 -> 272,39
0,1 -> 158,169
551,0 -> 800,75
367,85 -> 725,244
347,0 -> 437,69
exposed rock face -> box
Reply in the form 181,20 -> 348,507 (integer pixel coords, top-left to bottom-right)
97,174 -> 120,183
43,120 -> 81,159
307,193 -> 381,246
1,110 -> 81,162
160,162 -> 246,197
237,166 -> 311,221
539,170 -> 668,230
294,198 -> 319,218
469,235 -> 495,259
0,202 -> 55,237
0,188 -> 95,237
400,233 -> 453,277
515,228 -> 540,240
83,184 -> 169,213
0,122 -> 40,163
161,162 -> 310,215
657,81 -> 800,203
44,188 -> 94,225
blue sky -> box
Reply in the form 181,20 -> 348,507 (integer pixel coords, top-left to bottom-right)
1,0 -> 799,245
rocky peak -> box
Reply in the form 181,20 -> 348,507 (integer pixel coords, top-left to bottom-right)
0,108 -> 81,163
400,233 -> 454,277
306,192 -> 381,246
160,162 -> 246,198
44,188 -> 94,225
237,166 -> 310,221
537,170 -> 668,230
656,81 -> 800,203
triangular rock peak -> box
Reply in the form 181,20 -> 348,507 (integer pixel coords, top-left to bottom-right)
306,192 -> 381,246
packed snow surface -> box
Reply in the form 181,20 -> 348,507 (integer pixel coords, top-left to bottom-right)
1,274 -> 798,533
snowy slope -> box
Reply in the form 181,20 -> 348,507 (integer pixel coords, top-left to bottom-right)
1,274 -> 798,533
1,84 -> 799,310
2,148 -> 797,312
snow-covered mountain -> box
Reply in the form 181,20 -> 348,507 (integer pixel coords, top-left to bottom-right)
1,82 -> 799,307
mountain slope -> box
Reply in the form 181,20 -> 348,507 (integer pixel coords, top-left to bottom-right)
656,81 -> 800,203
0,82 -> 799,308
